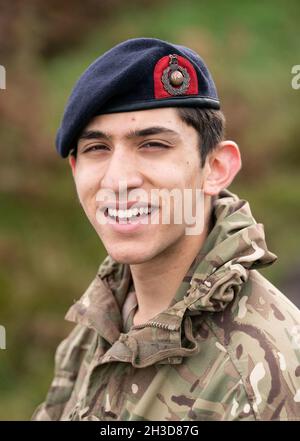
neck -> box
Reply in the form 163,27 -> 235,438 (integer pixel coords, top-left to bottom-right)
130,201 -> 212,326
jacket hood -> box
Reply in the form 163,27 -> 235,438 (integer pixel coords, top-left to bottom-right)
65,189 -> 277,367
182,188 -> 277,313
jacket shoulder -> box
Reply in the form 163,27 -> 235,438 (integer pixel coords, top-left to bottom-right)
206,270 -> 300,420
31,323 -> 96,421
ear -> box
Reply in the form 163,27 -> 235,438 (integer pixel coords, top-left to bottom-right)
68,154 -> 76,178
203,141 -> 242,196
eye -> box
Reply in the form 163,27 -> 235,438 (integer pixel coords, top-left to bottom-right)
82,144 -> 110,153
140,142 -> 170,149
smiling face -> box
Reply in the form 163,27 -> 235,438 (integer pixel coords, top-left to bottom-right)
70,107 -> 212,264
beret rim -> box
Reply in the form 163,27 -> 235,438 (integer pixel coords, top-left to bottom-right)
99,96 -> 220,115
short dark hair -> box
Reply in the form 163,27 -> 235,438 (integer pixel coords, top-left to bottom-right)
175,107 -> 226,167
70,107 -> 225,165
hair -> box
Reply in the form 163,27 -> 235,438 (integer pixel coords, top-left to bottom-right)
70,107 -> 226,166
175,107 -> 226,167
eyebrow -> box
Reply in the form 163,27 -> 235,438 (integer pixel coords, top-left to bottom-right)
78,126 -> 181,143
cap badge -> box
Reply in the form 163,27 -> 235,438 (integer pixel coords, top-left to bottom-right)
161,54 -> 190,95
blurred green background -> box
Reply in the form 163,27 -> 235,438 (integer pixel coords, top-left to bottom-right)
0,0 -> 299,420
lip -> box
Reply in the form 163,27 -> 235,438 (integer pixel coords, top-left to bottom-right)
102,206 -> 159,234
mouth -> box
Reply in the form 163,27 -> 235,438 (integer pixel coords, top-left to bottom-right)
104,205 -> 157,223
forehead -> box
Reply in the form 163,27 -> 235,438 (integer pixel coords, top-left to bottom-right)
84,107 -> 185,134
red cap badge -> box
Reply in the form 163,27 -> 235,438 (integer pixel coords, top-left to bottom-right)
154,54 -> 198,99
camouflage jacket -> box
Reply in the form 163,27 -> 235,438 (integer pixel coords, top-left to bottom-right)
32,189 -> 300,421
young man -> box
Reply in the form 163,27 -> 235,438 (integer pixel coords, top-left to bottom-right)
32,38 -> 300,421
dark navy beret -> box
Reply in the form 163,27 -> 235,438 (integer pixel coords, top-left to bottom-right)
56,37 -> 220,158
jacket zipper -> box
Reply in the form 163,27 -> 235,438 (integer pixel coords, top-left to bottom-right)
131,321 -> 177,331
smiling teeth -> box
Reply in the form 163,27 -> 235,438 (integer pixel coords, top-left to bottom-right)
107,207 -> 152,219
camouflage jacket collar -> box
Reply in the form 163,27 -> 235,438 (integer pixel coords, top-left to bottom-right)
65,189 -> 277,367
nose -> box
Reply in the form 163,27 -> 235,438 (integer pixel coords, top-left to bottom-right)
100,146 -> 144,193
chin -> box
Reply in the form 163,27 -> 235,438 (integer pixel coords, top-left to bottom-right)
106,244 -> 155,265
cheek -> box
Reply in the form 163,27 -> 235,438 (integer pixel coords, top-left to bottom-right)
74,167 -> 100,207
149,160 -> 187,188
181,152 -> 203,186
186,165 -> 203,188
161,161 -> 201,190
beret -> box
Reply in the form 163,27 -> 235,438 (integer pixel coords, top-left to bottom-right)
56,37 -> 220,158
